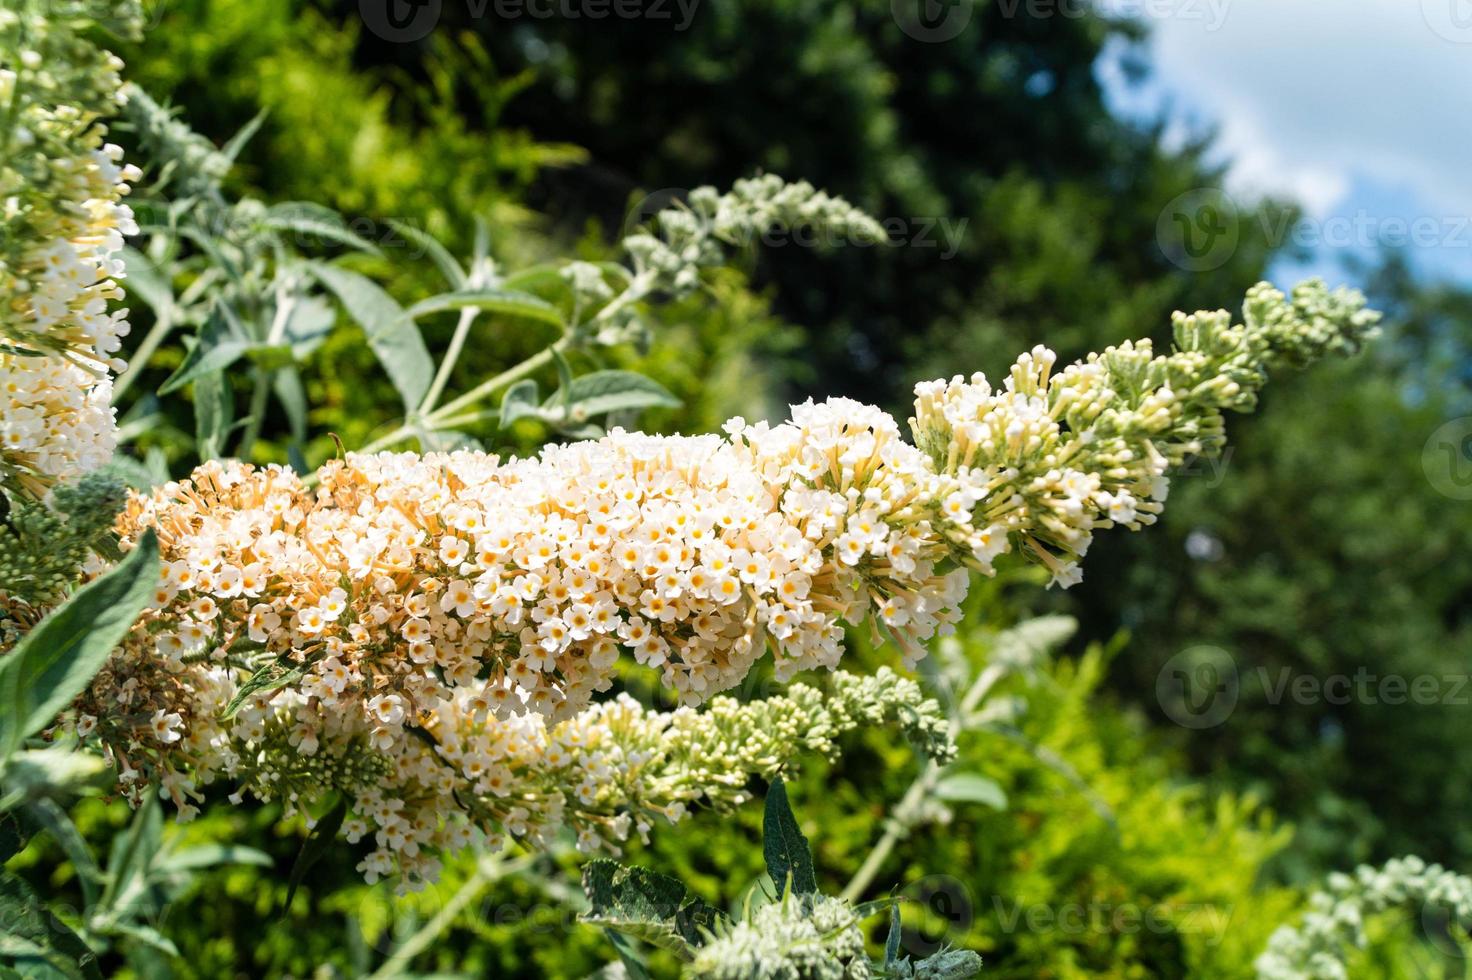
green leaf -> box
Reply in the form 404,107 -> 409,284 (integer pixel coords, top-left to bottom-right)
386,220 -> 465,290
545,370 -> 681,420
218,108 -> 267,164
498,264 -> 569,296
933,773 -> 1008,811
762,777 -> 817,897
580,859 -> 724,957
310,263 -> 434,414
551,348 -> 575,419
273,368 -> 308,443
283,797 -> 347,914
0,530 -> 159,760
498,379 -> 541,427
119,248 -> 175,320
156,843 -> 271,873
406,288 -> 563,329
103,921 -> 178,958
0,749 -> 108,810
157,308 -> 246,395
601,929 -> 654,980
193,369 -> 233,462
101,798 -> 161,920
884,902 -> 902,967
280,294 -> 336,359
260,202 -> 379,254
23,800 -> 101,908
0,871 -> 101,980
222,651 -> 313,720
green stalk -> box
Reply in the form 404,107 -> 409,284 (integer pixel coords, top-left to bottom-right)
365,852 -> 534,979
419,306 -> 480,417
839,662 -> 1007,903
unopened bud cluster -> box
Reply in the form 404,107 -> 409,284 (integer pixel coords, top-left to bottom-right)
910,280 -> 1378,586
1256,856 -> 1472,979
0,471 -> 127,620
625,175 -> 887,296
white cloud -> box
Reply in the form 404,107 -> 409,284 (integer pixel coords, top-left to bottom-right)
1110,0 -> 1472,220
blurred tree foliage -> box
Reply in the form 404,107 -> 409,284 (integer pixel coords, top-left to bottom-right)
1074,257 -> 1472,877
337,0 -> 1291,402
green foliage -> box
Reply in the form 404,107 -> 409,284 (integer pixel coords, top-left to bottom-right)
581,859 -> 725,955
0,530 -> 157,762
763,778 -> 819,898
584,780 -> 980,978
1077,263 -> 1472,875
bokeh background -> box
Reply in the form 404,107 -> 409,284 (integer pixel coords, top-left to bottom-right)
17,0 -> 1472,975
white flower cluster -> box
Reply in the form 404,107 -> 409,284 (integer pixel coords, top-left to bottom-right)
0,1 -> 140,494
112,405 -> 974,729
47,279 -> 1374,886
1256,856 -> 1472,979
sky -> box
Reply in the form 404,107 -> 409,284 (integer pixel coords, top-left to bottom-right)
1094,0 -> 1472,286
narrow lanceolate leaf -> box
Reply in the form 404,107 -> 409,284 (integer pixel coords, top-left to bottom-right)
933,773 -> 1008,811
0,872 -> 102,980
24,800 -> 102,907
283,797 -> 348,914
222,651 -> 314,720
119,247 -> 175,319
156,843 -> 271,873
545,370 -> 681,419
194,369 -> 234,462
0,530 -> 159,760
386,219 -> 465,290
580,858 -> 724,956
406,288 -> 564,329
0,748 -> 108,811
260,202 -> 380,254
310,263 -> 434,414
762,777 -> 818,897
884,902 -> 903,966
158,307 -> 244,394
602,929 -> 655,980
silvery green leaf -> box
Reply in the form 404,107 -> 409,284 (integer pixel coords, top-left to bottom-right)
386,220 -> 465,290
407,289 -> 563,329
0,531 -> 159,760
310,263 -> 434,414
544,371 -> 680,420
499,380 -> 541,427
261,202 -> 379,254
933,773 -> 1008,811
